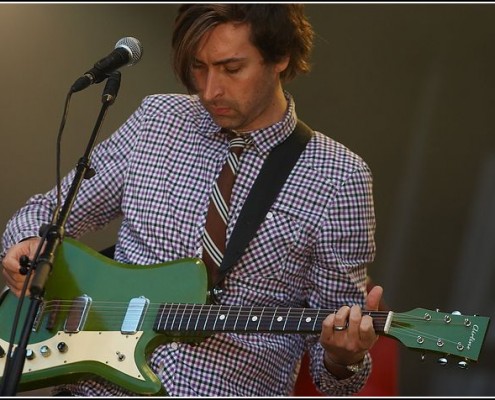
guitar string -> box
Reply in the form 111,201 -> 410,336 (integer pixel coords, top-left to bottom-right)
40,301 -> 393,319
34,302 -> 482,354
40,300 -> 475,322
39,301 -> 391,331
40,300 -> 473,324
38,300 -> 477,334
26,301 -> 481,361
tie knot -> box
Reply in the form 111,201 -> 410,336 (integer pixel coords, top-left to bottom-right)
229,136 -> 246,154
221,128 -> 248,156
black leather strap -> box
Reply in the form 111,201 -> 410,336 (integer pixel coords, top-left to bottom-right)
216,119 -> 314,286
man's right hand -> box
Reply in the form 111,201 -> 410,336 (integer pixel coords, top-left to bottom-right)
1,238 -> 42,297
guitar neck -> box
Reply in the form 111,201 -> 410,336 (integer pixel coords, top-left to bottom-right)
153,304 -> 391,334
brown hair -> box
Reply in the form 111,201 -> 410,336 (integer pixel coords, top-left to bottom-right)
172,4 -> 314,92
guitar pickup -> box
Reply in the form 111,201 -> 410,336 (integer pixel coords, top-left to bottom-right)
64,294 -> 92,333
121,296 -> 149,335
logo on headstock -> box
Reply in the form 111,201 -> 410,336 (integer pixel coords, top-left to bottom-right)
467,324 -> 479,350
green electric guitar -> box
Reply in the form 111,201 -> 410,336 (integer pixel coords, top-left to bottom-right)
0,238 -> 490,395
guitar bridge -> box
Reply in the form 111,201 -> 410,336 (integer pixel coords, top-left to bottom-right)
32,301 -> 46,332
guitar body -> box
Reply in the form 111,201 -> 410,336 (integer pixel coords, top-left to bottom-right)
0,238 -> 208,395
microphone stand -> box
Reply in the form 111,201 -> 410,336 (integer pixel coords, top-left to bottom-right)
0,71 -> 122,396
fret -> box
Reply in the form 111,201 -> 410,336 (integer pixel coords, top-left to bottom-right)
292,309 -> 303,331
233,305 -> 248,330
269,306 -> 278,331
257,307 -> 275,331
291,308 -> 304,331
194,304 -> 206,331
282,308 -> 291,331
153,304 -> 165,331
248,307 -> 261,331
244,306 -> 253,331
297,309 -> 319,332
284,308 -> 295,332
224,305 -> 242,331
296,309 -> 304,331
176,304 -> 188,330
163,303 -> 174,330
168,304 -> 178,330
169,304 -> 180,330
221,305 -> 233,331
204,305 -> 217,331
257,307 -> 265,331
242,306 -> 266,332
312,309 -> 320,331
154,304 -> 174,331
212,305 -> 222,330
200,304 -> 211,331
213,305 -> 231,331
185,304 -> 195,330
270,307 -> 289,332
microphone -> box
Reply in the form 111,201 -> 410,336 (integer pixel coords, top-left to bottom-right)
70,37 -> 143,93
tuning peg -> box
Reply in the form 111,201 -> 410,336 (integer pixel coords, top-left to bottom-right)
437,357 -> 448,366
420,353 -> 426,362
458,360 -> 469,369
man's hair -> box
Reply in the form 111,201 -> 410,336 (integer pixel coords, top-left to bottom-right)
172,4 -> 315,92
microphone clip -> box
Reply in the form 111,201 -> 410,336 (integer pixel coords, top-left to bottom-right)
101,71 -> 122,105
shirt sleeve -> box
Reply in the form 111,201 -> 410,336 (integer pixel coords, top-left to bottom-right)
305,159 -> 376,395
1,98 -> 147,260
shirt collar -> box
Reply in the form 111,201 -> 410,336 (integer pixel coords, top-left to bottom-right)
195,91 -> 298,157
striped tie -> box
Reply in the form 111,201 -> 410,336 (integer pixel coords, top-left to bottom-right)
202,133 -> 246,289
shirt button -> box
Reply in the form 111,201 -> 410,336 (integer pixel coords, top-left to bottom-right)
170,342 -> 179,350
266,211 -> 274,219
156,361 -> 165,375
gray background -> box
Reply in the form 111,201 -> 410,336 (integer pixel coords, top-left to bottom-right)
1,3 -> 494,396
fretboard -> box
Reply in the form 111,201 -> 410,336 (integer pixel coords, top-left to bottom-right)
153,304 -> 388,334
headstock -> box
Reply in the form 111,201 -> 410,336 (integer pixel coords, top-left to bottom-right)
385,308 -> 490,367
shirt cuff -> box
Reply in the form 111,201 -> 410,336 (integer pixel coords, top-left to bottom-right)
317,351 -> 372,395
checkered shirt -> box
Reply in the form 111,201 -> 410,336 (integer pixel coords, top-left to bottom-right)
1,92 -> 376,396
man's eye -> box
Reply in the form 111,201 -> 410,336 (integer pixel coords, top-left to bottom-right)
225,67 -> 241,74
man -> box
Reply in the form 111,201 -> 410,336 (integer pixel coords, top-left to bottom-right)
1,4 -> 382,396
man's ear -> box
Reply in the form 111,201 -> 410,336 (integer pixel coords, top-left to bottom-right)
274,55 -> 290,74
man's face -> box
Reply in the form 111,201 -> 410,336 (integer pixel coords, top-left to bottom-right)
191,22 -> 289,132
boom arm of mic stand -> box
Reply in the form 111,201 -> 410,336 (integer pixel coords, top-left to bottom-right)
0,80 -> 121,396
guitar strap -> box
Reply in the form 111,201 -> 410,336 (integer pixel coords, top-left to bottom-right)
215,119 -> 314,289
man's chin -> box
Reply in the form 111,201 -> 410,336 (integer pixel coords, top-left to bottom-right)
211,116 -> 237,130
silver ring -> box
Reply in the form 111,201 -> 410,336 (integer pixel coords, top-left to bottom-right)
333,325 -> 347,331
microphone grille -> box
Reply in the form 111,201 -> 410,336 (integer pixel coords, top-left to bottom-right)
115,37 -> 143,66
